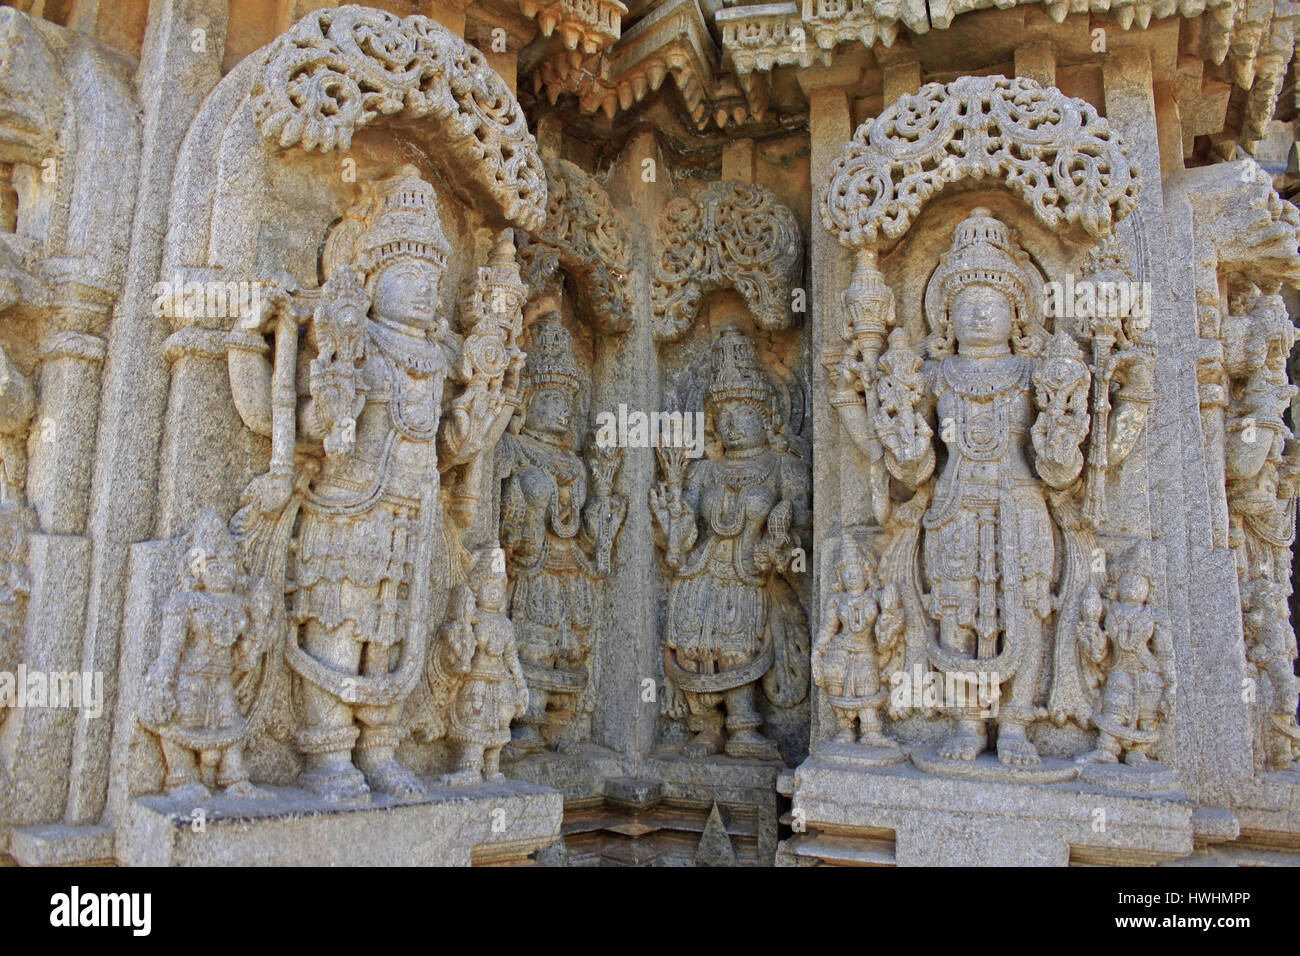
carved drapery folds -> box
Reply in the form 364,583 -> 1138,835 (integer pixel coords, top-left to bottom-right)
250,4 -> 546,230
821,76 -> 1141,249
518,157 -> 633,333
652,180 -> 802,342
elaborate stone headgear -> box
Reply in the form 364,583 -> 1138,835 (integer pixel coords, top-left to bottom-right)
706,325 -> 776,412
180,507 -> 238,583
356,164 -> 451,274
923,207 -> 1044,339
836,536 -> 877,585
521,313 -> 582,395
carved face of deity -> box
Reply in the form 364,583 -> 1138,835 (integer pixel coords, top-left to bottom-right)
715,399 -> 767,454
476,573 -> 507,612
839,557 -> 868,595
1117,571 -> 1150,605
194,539 -> 237,595
525,386 -> 574,440
951,284 -> 1014,355
371,259 -> 441,331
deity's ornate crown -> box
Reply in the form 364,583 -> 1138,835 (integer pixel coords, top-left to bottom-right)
357,165 -> 451,274
924,207 -> 1043,333
707,325 -> 776,410
522,313 -> 582,393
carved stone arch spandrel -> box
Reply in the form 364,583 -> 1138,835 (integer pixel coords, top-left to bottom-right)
652,179 -> 802,342
820,75 -> 1142,253
517,156 -> 633,334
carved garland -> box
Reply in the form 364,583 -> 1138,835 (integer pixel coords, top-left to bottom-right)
821,75 -> 1141,249
652,181 -> 802,342
518,158 -> 633,334
250,4 -> 546,230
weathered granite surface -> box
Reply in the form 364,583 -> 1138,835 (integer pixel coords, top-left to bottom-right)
0,0 -> 1298,867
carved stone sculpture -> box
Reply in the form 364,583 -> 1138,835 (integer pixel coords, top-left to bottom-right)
1075,554 -> 1174,769
499,313 -> 625,753
431,550 -> 529,786
227,165 -> 525,802
1223,288 -> 1300,771
812,537 -> 904,755
651,325 -> 810,760
0,498 -> 33,734
139,509 -> 273,802
829,208 -> 1156,769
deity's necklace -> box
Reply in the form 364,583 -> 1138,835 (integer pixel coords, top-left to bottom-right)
519,436 -> 585,538
368,323 -> 444,441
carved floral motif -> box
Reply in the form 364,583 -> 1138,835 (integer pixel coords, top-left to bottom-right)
652,181 -> 801,342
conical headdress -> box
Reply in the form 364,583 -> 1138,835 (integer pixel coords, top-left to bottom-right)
355,164 -> 451,274
923,207 -> 1044,338
522,313 -> 582,394
706,326 -> 776,411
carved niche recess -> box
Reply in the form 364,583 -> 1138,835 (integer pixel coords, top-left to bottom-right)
500,156 -> 631,754
649,180 -> 811,762
819,75 -> 1177,787
134,5 -> 549,804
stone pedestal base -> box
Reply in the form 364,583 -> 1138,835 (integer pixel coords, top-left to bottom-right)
782,756 -> 1194,866
117,778 -> 562,866
1231,769 -> 1300,848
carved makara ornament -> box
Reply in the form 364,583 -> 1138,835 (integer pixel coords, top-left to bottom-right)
829,208 -> 1157,769
140,509 -> 275,802
499,312 -> 625,753
650,326 -> 810,760
812,537 -> 904,752
227,165 -> 526,802
429,550 -> 529,786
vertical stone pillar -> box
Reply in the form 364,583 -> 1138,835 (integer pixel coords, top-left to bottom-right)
1103,47 -> 1252,804
67,0 -> 229,827
802,82 -> 852,743
597,129 -> 671,762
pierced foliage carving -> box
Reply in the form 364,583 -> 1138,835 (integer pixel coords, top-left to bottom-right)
652,181 -> 802,342
251,3 -> 546,229
821,75 -> 1141,249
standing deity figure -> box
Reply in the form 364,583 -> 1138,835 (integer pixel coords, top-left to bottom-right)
1076,561 -> 1174,767
856,208 -> 1149,767
1221,289 -> 1300,771
227,165 -> 525,802
499,312 -> 625,753
431,551 -> 529,785
140,509 -> 274,802
812,538 -> 904,749
651,326 -> 810,760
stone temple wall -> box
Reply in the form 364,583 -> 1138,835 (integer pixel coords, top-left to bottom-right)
0,0 -> 1297,867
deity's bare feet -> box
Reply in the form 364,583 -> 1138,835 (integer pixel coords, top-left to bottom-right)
682,729 -> 725,758
830,727 -> 856,745
725,728 -> 780,760
1124,750 -> 1153,768
439,768 -> 483,788
300,761 -> 370,803
167,781 -> 211,803
506,726 -> 546,756
937,723 -> 986,761
859,730 -> 899,750
1077,748 -> 1119,765
996,727 -> 1041,766
362,759 -> 425,799
224,779 -> 272,800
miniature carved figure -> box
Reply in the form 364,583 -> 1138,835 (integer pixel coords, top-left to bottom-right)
140,509 -> 274,801
651,325 -> 810,759
432,551 -> 529,785
812,538 -> 904,749
1076,561 -> 1174,767
499,312 -> 624,753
